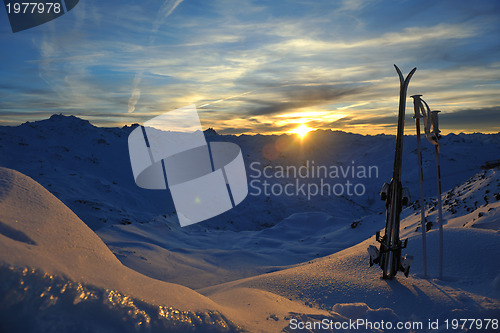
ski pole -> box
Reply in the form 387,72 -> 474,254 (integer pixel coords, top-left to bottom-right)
430,110 -> 444,280
411,95 -> 427,278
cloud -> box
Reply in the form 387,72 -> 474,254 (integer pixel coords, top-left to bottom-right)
267,22 -> 479,54
322,106 -> 500,134
217,127 -> 254,135
337,0 -> 369,12
151,0 -> 185,36
439,106 -> 500,131
126,0 -> 184,113
128,73 -> 143,113
244,84 -> 366,116
328,115 -> 392,127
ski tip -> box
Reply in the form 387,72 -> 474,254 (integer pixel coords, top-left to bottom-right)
409,67 -> 417,77
394,65 -> 404,83
394,65 -> 417,83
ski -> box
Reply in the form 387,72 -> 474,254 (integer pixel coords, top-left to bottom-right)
370,65 -> 416,279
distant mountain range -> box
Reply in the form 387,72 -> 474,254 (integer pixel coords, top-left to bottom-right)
1,114 -> 499,231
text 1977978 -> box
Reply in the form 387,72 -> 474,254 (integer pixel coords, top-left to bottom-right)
6,2 -> 62,14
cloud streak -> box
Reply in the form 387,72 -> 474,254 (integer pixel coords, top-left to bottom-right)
151,0 -> 185,37
128,73 -> 143,113
244,84 -> 366,116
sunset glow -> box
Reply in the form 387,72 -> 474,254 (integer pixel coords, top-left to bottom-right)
291,124 -> 313,139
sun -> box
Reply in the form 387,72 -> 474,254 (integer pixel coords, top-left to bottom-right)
291,123 -> 313,139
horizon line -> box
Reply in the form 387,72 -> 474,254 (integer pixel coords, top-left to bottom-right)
1,113 -> 499,137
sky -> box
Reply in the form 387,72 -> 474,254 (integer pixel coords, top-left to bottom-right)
0,0 -> 499,135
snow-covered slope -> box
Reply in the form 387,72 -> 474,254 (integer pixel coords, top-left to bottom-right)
0,167 -> 357,332
1,167 -> 499,332
200,216 -> 500,332
97,169 -> 500,330
200,228 -> 500,331
0,115 -> 174,230
0,167 -> 241,332
96,169 -> 500,292
192,170 -> 500,331
97,212 -> 361,289
440,170 -> 500,230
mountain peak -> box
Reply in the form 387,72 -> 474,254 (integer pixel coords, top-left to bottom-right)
48,114 -> 93,126
204,127 -> 218,136
20,114 -> 95,130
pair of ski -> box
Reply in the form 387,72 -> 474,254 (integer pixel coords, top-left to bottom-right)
368,65 -> 416,279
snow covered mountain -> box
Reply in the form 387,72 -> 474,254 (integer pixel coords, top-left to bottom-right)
0,114 -> 499,232
0,115 -> 499,332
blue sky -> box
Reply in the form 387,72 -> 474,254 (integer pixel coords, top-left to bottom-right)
1,0 -> 499,134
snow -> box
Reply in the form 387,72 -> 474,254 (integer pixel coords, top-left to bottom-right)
0,115 -> 499,332
0,265 -> 240,333
200,225 -> 500,331
97,212 -> 362,289
0,167 -> 240,332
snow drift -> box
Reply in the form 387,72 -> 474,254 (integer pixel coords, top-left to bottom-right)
0,167 -> 240,332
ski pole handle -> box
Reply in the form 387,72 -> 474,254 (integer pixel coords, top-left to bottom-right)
430,110 -> 441,135
411,95 -> 424,119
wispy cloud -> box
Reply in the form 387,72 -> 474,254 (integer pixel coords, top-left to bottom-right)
151,0 -> 185,40
243,84 -> 366,116
266,23 -> 479,56
127,72 -> 143,113
127,0 -> 185,113
1,0 -> 499,135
